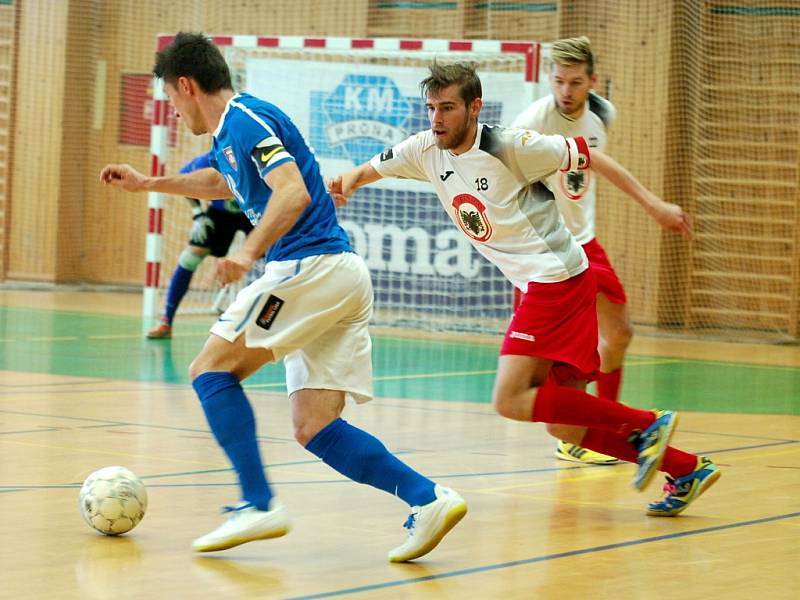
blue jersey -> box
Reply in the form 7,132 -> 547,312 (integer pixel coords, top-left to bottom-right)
209,92 -> 351,262
179,153 -> 239,213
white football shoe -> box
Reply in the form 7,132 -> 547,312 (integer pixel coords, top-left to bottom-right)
388,485 -> 467,563
192,498 -> 290,553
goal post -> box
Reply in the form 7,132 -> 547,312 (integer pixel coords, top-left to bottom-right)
145,34 -> 549,335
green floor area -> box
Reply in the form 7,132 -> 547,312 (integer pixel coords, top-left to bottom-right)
1,306 -> 798,415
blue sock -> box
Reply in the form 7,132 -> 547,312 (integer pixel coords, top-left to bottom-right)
192,372 -> 273,510
164,265 -> 194,324
306,418 -> 436,507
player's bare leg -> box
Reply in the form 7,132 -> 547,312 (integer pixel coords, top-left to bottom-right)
596,293 -> 633,401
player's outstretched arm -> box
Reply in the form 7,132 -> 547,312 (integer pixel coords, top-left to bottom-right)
591,150 -> 692,239
100,164 -> 231,200
327,162 -> 383,207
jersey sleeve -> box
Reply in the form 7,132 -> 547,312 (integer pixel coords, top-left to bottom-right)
369,132 -> 428,181
232,106 -> 296,180
512,130 -> 590,182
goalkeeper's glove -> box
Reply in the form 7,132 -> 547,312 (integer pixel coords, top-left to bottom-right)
190,208 -> 215,244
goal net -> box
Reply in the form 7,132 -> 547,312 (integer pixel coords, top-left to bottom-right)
146,36 -> 546,334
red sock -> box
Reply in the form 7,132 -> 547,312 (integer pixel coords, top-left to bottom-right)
596,368 -> 622,402
533,383 -> 654,436
660,447 -> 698,478
580,429 -> 699,478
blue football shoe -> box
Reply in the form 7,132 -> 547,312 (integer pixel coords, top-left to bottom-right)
631,410 -> 678,491
647,457 -> 721,516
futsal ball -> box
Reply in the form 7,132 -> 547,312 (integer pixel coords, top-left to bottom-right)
79,466 -> 148,535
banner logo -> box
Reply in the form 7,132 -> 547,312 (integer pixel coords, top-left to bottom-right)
312,74 -> 413,164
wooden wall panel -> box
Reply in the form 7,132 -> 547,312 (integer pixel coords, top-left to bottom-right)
466,1 -> 559,40
7,0 -> 69,281
0,2 -> 15,280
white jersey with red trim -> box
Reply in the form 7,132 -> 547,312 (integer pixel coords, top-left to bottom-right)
512,92 -> 615,244
369,123 -> 589,289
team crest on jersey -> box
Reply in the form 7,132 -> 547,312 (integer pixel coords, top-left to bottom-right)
223,146 -> 238,171
452,194 -> 493,242
559,169 -> 591,201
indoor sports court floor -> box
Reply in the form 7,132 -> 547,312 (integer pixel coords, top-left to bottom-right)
0,289 -> 798,599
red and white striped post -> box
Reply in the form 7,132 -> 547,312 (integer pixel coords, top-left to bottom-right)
143,74 -> 168,332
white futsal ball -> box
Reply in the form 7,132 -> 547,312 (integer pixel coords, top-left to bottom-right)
79,466 -> 148,535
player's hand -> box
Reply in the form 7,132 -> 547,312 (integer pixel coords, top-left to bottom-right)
652,200 -> 693,240
327,176 -> 349,208
190,212 -> 215,244
213,251 -> 253,286
99,164 -> 149,192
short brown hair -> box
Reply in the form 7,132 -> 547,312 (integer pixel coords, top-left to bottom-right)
550,36 -> 594,75
420,61 -> 482,106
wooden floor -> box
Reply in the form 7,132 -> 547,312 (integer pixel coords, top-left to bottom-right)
1,289 -> 799,599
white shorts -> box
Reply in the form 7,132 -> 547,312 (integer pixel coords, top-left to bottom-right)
210,252 -> 374,403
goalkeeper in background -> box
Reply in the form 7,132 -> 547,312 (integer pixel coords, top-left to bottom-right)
147,152 -> 253,339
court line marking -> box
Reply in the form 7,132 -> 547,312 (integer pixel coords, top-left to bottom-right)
4,438 -> 796,493
0,407 -> 296,442
682,428 -> 800,443
285,512 -> 800,600
0,437 -> 230,467
246,370 -> 500,389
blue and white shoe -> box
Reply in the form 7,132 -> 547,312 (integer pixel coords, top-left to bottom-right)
631,410 -> 679,491
647,457 -> 721,516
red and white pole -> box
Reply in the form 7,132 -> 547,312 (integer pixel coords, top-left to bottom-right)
143,75 -> 168,332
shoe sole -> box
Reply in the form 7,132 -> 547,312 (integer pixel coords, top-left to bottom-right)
389,502 -> 467,563
647,468 -> 721,517
634,413 -> 679,492
192,526 -> 290,553
555,450 -> 623,465
146,331 -> 171,339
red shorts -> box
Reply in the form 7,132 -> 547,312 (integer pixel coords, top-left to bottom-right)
583,238 -> 627,305
501,269 -> 600,383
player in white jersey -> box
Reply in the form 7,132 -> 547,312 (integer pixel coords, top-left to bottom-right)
513,37 -> 678,465
330,62 -> 720,516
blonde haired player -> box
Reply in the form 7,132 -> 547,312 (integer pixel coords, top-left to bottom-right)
514,37 -> 651,464
331,61 -> 720,516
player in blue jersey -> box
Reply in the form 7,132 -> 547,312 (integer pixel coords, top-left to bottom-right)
147,152 -> 254,339
100,32 -> 466,561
